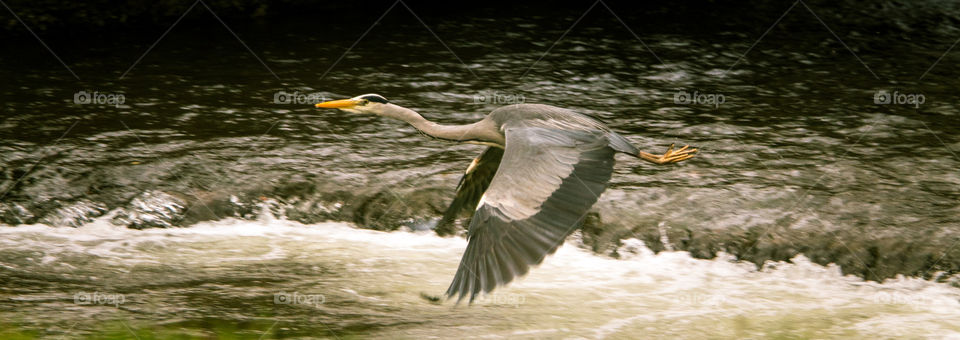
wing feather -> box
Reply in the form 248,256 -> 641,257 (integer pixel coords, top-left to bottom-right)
445,126 -> 616,303
436,147 -> 504,236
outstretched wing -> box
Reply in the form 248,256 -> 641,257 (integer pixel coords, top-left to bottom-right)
436,147 -> 504,236
445,126 -> 616,303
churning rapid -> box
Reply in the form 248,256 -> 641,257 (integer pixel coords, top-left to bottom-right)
1,211 -> 959,338
2,0 -> 960,338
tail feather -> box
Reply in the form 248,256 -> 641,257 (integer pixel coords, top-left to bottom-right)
606,131 -> 639,155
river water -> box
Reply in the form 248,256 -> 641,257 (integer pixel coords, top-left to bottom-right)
2,215 -> 959,338
1,1 -> 959,338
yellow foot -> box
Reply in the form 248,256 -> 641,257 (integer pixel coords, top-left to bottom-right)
639,144 -> 698,164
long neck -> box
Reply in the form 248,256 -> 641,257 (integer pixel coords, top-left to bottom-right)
379,103 -> 503,145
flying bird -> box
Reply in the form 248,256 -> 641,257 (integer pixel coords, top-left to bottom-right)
315,94 -> 696,303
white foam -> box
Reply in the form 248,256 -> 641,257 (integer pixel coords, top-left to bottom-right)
1,218 -> 958,338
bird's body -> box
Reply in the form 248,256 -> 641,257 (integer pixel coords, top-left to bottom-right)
482,104 -> 638,152
315,94 -> 696,303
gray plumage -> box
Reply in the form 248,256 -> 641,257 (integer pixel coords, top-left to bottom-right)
314,96 -> 696,304
436,147 -> 503,236
442,104 -> 635,303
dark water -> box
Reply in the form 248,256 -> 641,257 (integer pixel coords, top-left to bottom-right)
1,1 -> 960,338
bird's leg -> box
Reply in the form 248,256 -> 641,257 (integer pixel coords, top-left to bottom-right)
638,144 -> 697,164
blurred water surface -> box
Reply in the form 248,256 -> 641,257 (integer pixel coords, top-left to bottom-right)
1,2 -> 959,338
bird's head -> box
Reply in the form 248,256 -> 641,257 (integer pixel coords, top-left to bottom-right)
314,93 -> 390,114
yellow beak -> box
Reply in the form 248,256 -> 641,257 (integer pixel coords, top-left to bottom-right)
315,98 -> 361,109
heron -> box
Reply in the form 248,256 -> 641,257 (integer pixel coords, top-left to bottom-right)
315,93 -> 696,303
